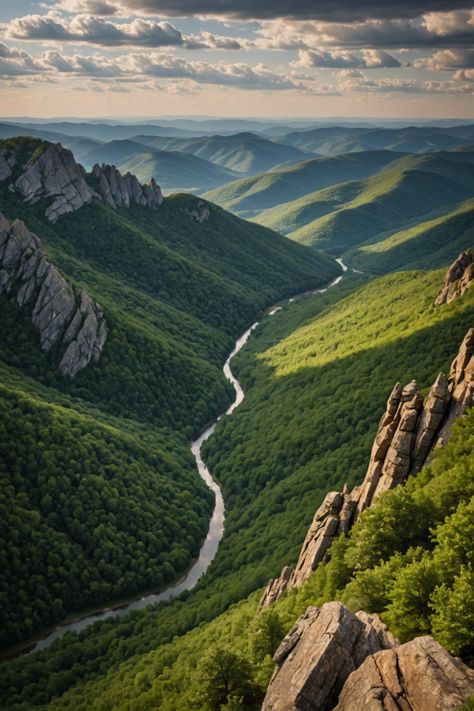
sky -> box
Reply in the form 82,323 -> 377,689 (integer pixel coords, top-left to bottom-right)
0,0 -> 473,119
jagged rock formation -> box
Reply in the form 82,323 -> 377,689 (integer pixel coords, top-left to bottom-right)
436,250 -> 474,305
187,200 -> 210,223
92,164 -> 163,209
262,602 -> 398,711
11,143 -> 94,222
260,326 -> 474,607
0,213 -> 106,377
0,140 -> 163,222
334,635 -> 474,711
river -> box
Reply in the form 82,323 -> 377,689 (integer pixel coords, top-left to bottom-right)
25,258 -> 348,655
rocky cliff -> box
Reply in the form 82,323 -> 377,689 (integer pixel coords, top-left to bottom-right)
0,139 -> 163,222
91,163 -> 163,209
262,602 -> 474,711
260,324 -> 474,607
436,250 -> 474,305
0,212 -> 107,377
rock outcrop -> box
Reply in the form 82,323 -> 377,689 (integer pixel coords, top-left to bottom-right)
260,326 -> 474,608
436,250 -> 474,305
186,200 -> 210,223
262,602 -> 398,711
0,140 -> 163,222
11,143 -> 94,222
92,164 -> 163,209
334,635 -> 474,711
0,148 -> 16,181
0,213 -> 106,377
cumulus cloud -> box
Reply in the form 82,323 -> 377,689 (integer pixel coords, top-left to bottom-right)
4,11 -> 249,50
255,17 -> 474,51
47,0 -> 474,22
5,12 -> 184,47
412,48 -> 474,70
295,48 -> 400,69
0,41 -> 305,89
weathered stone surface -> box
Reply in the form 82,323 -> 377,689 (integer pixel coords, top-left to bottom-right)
92,163 -> 163,209
259,566 -> 294,609
436,250 -> 474,305
12,143 -> 94,222
0,213 -> 106,377
334,635 -> 474,711
262,602 -> 398,711
260,324 -> 474,608
187,200 -> 211,223
0,141 -> 164,222
0,148 -> 16,181
291,492 -> 345,588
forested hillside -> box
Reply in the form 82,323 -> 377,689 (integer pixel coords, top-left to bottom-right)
254,151 -> 474,257
0,137 -> 338,650
2,262 -> 473,709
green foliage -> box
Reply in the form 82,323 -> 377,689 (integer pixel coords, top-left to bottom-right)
1,263 -> 473,710
347,199 -> 474,274
250,609 -> 285,663
195,647 -> 260,710
0,137 -> 339,650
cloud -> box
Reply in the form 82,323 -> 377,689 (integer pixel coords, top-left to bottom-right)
0,41 -> 42,75
412,48 -> 474,70
5,12 -> 184,47
47,0 -> 474,22
4,11 -> 248,50
295,48 -> 400,69
341,73 -> 474,94
255,17 -> 474,51
0,41 -> 305,89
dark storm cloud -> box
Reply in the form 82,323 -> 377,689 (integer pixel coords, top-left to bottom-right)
92,0 -> 474,21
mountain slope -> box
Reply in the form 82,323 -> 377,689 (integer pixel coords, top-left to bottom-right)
278,125 -> 474,155
78,139 -> 239,192
347,198 -> 474,273
255,151 -> 474,256
130,132 -> 309,175
3,262 -> 474,709
203,150 -> 402,217
0,137 -> 339,649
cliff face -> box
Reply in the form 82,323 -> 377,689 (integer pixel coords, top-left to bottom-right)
436,250 -> 474,305
92,163 -> 163,209
260,323 -> 474,607
0,140 -> 163,222
0,213 -> 106,377
262,602 -> 474,711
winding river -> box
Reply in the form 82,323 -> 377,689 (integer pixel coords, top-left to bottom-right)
25,258 -> 348,655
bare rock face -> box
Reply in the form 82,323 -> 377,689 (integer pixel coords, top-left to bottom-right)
12,143 -> 94,222
0,148 -> 16,181
334,635 -> 474,711
92,164 -> 163,209
436,250 -> 474,305
260,326 -> 474,608
0,213 -> 106,377
262,602 -> 398,711
0,140 -> 164,222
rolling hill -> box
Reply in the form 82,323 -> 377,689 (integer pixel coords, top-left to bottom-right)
77,138 -> 239,192
254,151 -> 474,259
129,132 -> 309,175
203,150 -> 403,217
278,124 -> 474,155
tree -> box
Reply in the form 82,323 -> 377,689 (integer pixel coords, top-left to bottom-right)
250,609 -> 284,662
196,646 -> 259,710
